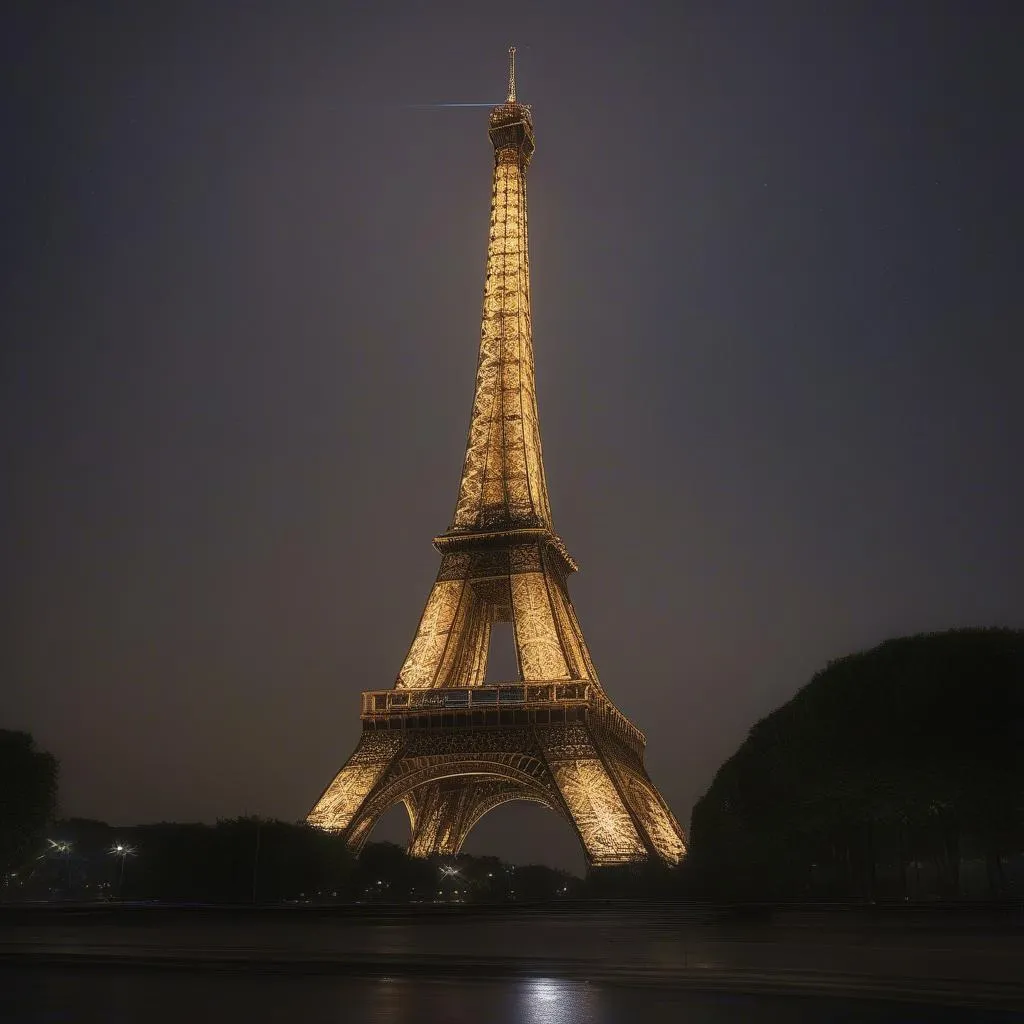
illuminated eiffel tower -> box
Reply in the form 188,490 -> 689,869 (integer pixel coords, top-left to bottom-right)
309,50 -> 686,866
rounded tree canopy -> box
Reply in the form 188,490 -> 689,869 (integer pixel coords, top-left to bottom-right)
690,629 -> 1024,863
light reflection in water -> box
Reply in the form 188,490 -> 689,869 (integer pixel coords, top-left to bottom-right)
520,977 -> 602,1024
366,975 -> 605,1024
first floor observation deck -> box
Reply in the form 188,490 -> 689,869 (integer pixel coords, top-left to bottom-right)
359,682 -> 646,756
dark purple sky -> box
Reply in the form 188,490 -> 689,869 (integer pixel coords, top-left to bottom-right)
3,1 -> 1022,871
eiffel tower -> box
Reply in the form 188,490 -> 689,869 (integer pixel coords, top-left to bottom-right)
309,50 -> 686,867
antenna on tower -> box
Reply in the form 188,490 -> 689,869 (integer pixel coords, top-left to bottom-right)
507,46 -> 517,103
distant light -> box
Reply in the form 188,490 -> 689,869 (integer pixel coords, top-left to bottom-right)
439,865 -> 460,878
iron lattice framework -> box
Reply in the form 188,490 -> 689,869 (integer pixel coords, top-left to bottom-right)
309,50 -> 686,867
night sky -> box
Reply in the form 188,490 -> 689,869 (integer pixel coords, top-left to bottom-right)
3,2 -> 1022,871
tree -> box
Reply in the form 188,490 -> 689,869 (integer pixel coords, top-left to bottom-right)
687,629 -> 1024,900
0,730 -> 59,873
354,841 -> 434,902
121,818 -> 355,903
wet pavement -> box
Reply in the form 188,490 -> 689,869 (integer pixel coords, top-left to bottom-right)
4,968 -> 1023,1023
2,905 -> 1023,1019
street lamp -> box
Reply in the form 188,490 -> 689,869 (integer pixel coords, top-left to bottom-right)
48,839 -> 72,892
108,843 -> 135,899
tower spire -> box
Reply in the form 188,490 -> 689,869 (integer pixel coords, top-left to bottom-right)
507,45 -> 516,103
448,48 -> 541,536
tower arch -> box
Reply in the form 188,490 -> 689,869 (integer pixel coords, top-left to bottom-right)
342,755 -> 572,857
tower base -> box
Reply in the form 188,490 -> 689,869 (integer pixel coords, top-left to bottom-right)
308,684 -> 686,867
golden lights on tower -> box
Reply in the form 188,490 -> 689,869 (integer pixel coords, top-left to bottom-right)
308,50 -> 686,868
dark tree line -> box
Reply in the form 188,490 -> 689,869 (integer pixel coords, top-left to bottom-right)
685,629 -> 1024,899
13,817 -> 580,905
0,730 -> 58,876
13,817 -> 353,903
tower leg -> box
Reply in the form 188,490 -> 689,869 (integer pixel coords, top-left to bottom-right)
510,571 -> 571,680
395,577 -> 471,689
603,755 -> 688,864
307,730 -> 404,834
535,724 -> 664,866
405,782 -> 465,857
394,557 -> 491,690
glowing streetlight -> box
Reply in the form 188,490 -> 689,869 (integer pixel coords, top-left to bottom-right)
108,842 -> 135,898
48,839 -> 73,891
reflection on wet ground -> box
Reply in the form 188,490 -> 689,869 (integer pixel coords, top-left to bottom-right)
4,908 -> 1023,1020
4,969 -> 1022,1024
6,906 -> 1023,993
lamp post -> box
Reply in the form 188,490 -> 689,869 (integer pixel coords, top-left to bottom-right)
438,864 -> 462,903
48,840 -> 72,894
109,843 -> 135,899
